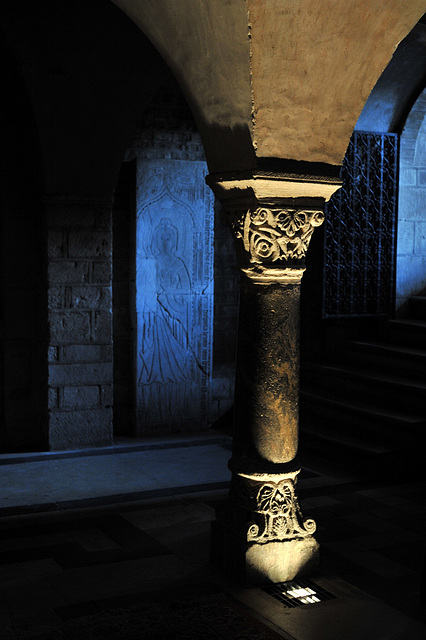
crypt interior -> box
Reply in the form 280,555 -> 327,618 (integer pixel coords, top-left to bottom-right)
1,1 -> 426,638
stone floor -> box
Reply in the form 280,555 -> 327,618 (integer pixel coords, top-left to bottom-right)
0,432 -> 425,639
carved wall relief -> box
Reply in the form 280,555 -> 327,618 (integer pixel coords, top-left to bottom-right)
135,159 -> 214,433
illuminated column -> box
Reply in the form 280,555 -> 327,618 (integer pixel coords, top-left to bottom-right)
207,171 -> 340,584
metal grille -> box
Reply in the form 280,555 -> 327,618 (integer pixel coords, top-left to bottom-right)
262,579 -> 336,607
323,132 -> 398,317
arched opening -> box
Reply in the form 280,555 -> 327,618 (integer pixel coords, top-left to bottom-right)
0,42 -> 47,452
299,14 -> 426,478
113,83 -> 238,439
395,86 -> 426,315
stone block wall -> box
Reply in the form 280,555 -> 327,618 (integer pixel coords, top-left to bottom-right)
396,88 -> 426,313
46,199 -> 113,449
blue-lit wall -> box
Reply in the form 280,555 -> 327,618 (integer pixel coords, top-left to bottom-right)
135,159 -> 214,433
396,88 -> 426,313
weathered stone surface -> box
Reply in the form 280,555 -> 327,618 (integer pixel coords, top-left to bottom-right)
414,222 -> 426,253
234,280 -> 300,466
399,188 -> 426,220
70,286 -> 111,310
49,311 -> 91,344
101,384 -> 113,407
92,261 -> 112,284
400,168 -> 417,186
48,409 -> 112,450
68,231 -> 111,258
92,311 -> 112,342
48,261 -> 89,285
47,286 -> 64,310
60,344 -> 112,363
44,197 -> 114,449
114,0 -> 425,171
396,255 -> 426,300
48,388 -> 58,410
49,363 -> 113,386
48,346 -> 58,363
62,385 -> 100,408
397,221 -> 415,255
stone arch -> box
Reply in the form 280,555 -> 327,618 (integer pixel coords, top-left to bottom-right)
396,87 -> 426,313
112,84 -> 239,437
0,41 -> 47,452
112,0 -> 425,172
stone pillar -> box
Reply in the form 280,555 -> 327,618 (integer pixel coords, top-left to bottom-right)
207,171 -> 340,585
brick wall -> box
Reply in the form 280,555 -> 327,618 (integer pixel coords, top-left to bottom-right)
46,199 -> 113,449
396,88 -> 426,313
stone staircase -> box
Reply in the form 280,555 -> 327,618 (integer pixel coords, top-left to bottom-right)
299,296 -> 426,476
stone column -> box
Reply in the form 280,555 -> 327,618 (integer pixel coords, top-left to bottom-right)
207,171 -> 340,585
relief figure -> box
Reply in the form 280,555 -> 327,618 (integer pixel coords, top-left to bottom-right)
137,218 -> 192,428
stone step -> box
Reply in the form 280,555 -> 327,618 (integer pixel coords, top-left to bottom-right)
302,362 -> 426,414
342,340 -> 426,378
300,389 -> 425,445
298,412 -> 399,475
299,306 -> 426,475
409,295 -> 426,321
387,318 -> 426,348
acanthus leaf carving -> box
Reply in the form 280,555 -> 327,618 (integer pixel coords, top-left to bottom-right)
229,206 -> 324,265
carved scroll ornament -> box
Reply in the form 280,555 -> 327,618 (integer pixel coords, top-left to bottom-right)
230,207 -> 324,265
232,473 -> 316,544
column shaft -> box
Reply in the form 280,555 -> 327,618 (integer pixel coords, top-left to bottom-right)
233,278 -> 300,468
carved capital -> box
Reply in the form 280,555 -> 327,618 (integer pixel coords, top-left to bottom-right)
230,471 -> 316,544
232,206 -> 324,263
206,170 -> 333,284
226,205 -> 323,283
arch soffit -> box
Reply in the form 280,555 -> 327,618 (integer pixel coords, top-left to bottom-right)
112,0 -> 426,173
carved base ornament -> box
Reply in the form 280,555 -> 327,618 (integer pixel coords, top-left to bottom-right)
230,471 -> 316,544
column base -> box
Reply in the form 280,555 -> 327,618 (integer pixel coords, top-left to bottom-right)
211,469 -> 319,586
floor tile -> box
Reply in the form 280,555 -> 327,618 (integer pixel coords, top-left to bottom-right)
122,500 -> 215,530
0,439 -> 424,638
46,555 -> 193,603
148,520 -> 212,565
0,578 -> 67,611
